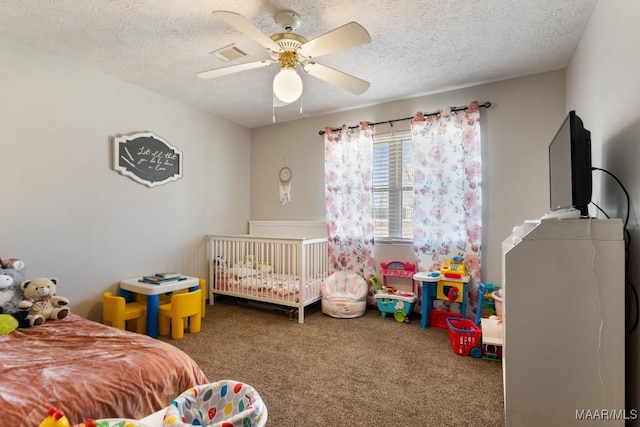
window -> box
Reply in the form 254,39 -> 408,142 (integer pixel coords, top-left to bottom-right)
373,130 -> 413,240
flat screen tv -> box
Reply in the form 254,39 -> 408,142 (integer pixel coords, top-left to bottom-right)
548,110 -> 592,217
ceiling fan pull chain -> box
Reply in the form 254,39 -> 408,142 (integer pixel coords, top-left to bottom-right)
299,92 -> 304,115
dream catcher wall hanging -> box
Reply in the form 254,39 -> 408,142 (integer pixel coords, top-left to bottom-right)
278,166 -> 292,205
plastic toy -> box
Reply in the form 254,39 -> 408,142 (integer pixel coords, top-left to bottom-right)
436,280 -> 464,304
39,407 -> 97,427
445,282 -> 495,358
479,283 -> 499,318
446,287 -> 458,302
413,270 -> 470,330
380,261 -> 417,294
374,292 -> 416,323
368,275 -> 383,294
472,283 -> 503,360
446,317 -> 482,358
480,316 -> 503,361
39,407 -> 71,427
440,256 -> 467,278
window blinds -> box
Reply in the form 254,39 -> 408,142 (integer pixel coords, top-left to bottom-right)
373,130 -> 413,240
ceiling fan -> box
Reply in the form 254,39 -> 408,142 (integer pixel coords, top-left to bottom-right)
197,11 -> 372,104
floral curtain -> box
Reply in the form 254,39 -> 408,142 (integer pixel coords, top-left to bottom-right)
411,101 -> 482,317
324,123 -> 376,279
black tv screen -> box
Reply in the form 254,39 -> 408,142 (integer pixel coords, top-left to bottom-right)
548,111 -> 592,216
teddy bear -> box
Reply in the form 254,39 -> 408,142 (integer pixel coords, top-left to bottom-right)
18,277 -> 70,326
0,258 -> 31,328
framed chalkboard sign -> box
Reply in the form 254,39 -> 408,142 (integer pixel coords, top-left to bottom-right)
113,131 -> 183,187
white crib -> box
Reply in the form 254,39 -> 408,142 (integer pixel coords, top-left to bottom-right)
206,233 -> 328,323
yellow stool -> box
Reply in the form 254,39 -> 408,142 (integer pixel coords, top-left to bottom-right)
102,291 -> 146,334
159,289 -> 202,339
199,278 -> 207,318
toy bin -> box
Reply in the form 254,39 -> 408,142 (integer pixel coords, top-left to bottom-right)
446,317 -> 482,358
374,293 -> 416,323
163,380 -> 267,427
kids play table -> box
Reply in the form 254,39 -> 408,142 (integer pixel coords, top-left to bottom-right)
119,276 -> 200,338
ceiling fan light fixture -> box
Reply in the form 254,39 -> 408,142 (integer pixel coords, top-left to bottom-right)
273,68 -> 303,103
273,91 -> 291,107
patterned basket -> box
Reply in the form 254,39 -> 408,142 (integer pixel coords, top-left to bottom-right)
163,380 -> 267,427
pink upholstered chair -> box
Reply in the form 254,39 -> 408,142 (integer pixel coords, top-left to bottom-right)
321,271 -> 368,318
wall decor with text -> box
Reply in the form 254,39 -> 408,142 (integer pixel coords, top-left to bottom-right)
112,131 -> 183,187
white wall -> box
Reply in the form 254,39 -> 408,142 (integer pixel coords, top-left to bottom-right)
0,35 -> 251,320
566,0 -> 640,416
250,71 -> 567,285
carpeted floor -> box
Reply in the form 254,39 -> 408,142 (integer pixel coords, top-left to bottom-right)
160,297 -> 505,427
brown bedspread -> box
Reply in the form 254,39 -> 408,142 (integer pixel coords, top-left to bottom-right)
0,314 -> 209,426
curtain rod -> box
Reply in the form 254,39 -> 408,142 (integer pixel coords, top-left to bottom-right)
318,101 -> 492,135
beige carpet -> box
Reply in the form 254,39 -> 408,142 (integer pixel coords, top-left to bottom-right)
160,297 -> 505,427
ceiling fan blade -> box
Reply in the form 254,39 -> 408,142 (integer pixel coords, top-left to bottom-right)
213,11 -> 282,52
298,22 -> 371,59
302,62 -> 370,95
197,60 -> 275,79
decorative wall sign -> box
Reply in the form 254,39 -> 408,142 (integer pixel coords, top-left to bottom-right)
113,131 -> 183,187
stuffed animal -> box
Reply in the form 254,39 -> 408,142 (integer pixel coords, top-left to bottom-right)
0,260 -> 31,328
0,313 -> 18,335
0,273 -> 23,314
18,277 -> 70,326
0,257 -> 25,271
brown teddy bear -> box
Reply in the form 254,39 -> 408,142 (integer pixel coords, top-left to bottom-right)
18,277 -> 70,326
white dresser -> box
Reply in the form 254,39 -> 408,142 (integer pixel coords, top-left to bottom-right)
502,218 -> 626,426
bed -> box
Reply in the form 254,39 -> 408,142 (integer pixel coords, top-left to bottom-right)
207,232 -> 329,323
0,314 -> 209,426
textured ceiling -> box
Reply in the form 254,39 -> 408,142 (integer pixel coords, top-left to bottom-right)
0,0 -> 597,128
